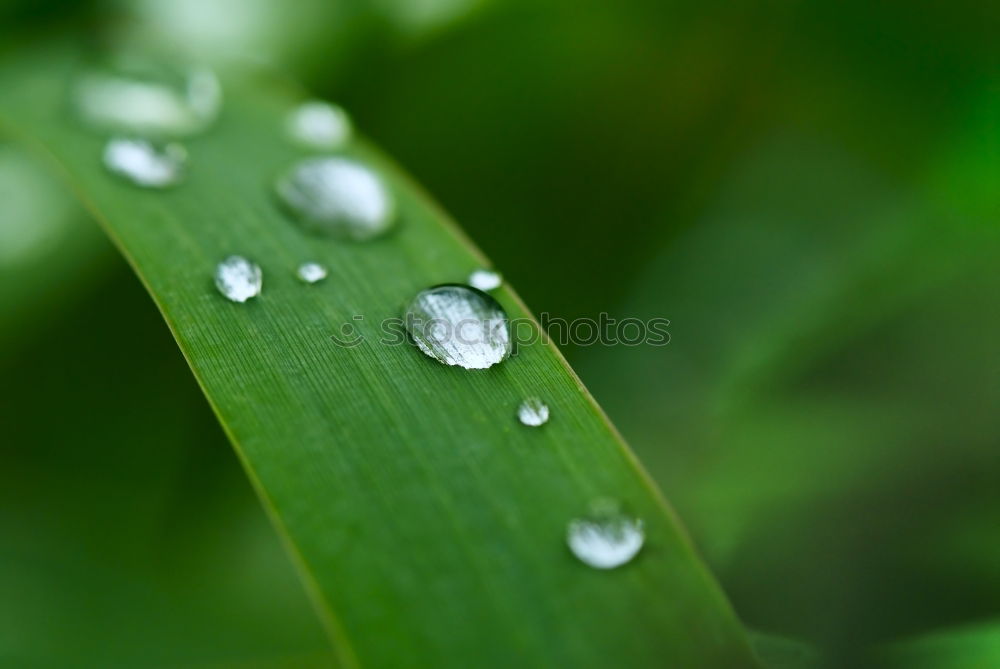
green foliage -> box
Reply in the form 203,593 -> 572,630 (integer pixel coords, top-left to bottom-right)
2,0 -> 997,666
0,44 -> 759,668
879,621 -> 1000,669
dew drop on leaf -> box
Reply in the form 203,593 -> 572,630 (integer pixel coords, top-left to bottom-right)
275,157 -> 395,241
296,261 -> 328,284
567,499 -> 644,569
102,137 -> 186,188
215,255 -> 262,303
73,60 -> 222,137
287,101 -> 353,150
517,397 -> 549,426
468,269 -> 501,291
403,285 -> 511,369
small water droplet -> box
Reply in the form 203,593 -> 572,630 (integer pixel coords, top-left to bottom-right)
215,255 -> 262,303
517,397 -> 549,426
287,101 -> 353,150
567,499 -> 644,569
275,157 -> 395,241
102,137 -> 186,188
296,262 -> 328,284
468,269 -> 501,291
404,285 -> 511,369
73,60 -> 222,137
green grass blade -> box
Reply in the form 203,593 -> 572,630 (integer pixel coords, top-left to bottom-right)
0,44 -> 759,668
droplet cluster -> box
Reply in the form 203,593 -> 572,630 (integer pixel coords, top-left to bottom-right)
80,56 -> 644,570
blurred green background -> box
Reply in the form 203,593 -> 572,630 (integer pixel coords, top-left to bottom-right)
1,0 -> 997,666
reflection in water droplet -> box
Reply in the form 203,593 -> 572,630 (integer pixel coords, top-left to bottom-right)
287,101 -> 353,150
517,397 -> 549,426
297,262 -> 328,284
73,62 -> 222,137
567,499 -> 644,569
468,269 -> 501,291
215,256 -> 262,303
404,285 -> 511,369
102,137 -> 186,188
275,157 -> 395,241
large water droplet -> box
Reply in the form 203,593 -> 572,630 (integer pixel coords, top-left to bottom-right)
215,255 -> 262,303
73,60 -> 222,137
287,101 -> 353,150
567,499 -> 645,569
404,285 -> 511,369
102,137 -> 186,188
275,157 -> 395,241
296,261 -> 328,284
517,397 -> 549,427
468,269 -> 501,291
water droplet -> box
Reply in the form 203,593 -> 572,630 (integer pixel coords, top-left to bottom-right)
102,137 -> 186,188
404,285 -> 511,369
215,255 -> 262,303
517,397 -> 549,426
296,262 -> 328,284
567,499 -> 644,569
275,157 -> 395,241
73,60 -> 222,137
468,269 -> 501,291
287,101 -> 353,150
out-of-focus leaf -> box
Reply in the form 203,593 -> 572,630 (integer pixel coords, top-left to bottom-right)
576,129 -> 1000,660
749,630 -> 824,669
0,143 -> 114,352
878,620 -> 1000,669
0,265 -> 328,667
